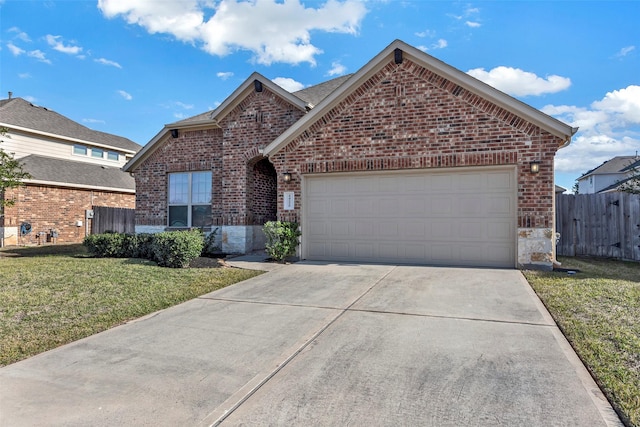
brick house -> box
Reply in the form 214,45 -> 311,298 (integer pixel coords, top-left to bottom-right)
124,40 -> 576,270
0,97 -> 141,246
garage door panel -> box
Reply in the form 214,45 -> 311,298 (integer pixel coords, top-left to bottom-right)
329,241 -> 350,258
430,197 -> 453,215
304,167 -> 515,267
487,171 -> 513,190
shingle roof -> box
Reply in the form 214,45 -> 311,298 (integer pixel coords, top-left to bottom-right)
19,154 -> 135,192
169,74 -> 353,127
579,156 -> 640,178
292,74 -> 353,107
0,97 -> 141,152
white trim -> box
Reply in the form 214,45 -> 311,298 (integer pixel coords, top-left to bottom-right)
264,39 -> 576,157
0,122 -> 138,154
23,179 -> 135,193
123,72 -> 309,173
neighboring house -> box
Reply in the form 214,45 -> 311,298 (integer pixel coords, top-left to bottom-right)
124,40 -> 577,270
576,155 -> 640,194
0,96 -> 141,246
555,185 -> 567,194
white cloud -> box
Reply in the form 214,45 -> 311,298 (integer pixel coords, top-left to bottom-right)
45,35 -> 82,55
7,42 -> 25,56
83,118 -> 106,124
117,90 -> 132,100
615,45 -> 635,58
27,49 -> 51,64
465,21 -> 481,28
98,0 -> 367,66
95,58 -> 122,68
8,27 -> 31,42
175,101 -> 194,109
544,85 -> 640,174
327,61 -> 347,76
272,77 -> 305,92
217,71 -> 234,80
591,85 -> 640,125
18,73 -> 31,79
415,29 -> 435,38
467,66 -> 571,97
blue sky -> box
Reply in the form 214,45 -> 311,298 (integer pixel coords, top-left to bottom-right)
1,0 -> 638,192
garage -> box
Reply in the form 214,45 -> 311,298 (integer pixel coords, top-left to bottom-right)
303,167 -> 516,268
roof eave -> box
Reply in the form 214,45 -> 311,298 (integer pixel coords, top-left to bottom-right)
124,72 -> 309,172
264,39 -> 577,157
23,179 -> 135,193
1,122 -> 139,154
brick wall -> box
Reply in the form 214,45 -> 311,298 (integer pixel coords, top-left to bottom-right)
134,88 -> 305,227
2,184 -> 134,244
270,58 -> 562,230
247,158 -> 277,224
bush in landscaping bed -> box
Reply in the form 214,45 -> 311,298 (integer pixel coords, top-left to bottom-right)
263,221 -> 301,262
151,230 -> 204,268
83,232 -> 128,258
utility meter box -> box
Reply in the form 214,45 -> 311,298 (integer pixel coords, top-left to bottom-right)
85,209 -> 94,219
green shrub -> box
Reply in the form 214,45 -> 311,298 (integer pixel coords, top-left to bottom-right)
151,230 -> 204,268
263,221 -> 301,262
83,233 -> 127,257
202,228 -> 221,257
134,233 -> 155,260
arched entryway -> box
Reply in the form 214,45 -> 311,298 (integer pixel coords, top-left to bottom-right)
246,157 -> 277,225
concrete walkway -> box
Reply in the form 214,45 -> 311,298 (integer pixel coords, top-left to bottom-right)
0,262 -> 622,426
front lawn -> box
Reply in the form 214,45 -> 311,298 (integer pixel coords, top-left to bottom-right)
0,244 -> 263,367
524,257 -> 640,427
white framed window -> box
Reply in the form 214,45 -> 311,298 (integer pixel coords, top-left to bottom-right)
91,148 -> 104,159
107,151 -> 119,161
73,144 -> 87,156
168,171 -> 212,227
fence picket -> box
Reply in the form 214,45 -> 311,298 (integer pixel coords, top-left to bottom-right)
556,193 -> 640,261
91,206 -> 135,234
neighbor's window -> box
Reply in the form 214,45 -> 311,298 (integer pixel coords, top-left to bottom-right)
91,148 -> 104,159
107,151 -> 119,161
73,144 -> 87,156
168,171 -> 212,227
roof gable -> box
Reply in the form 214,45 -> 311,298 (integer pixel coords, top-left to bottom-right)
263,39 -> 577,157
124,72 -> 308,172
0,97 -> 141,153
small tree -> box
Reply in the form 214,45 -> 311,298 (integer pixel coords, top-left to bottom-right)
0,128 -> 30,212
617,164 -> 640,194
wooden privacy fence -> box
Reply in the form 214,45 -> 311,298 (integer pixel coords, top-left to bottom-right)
555,193 -> 640,260
91,206 -> 135,235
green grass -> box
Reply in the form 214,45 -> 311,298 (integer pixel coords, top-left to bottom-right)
524,257 -> 640,427
0,244 -> 263,367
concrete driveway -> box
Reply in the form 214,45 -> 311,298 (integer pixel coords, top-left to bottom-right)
0,261 -> 622,426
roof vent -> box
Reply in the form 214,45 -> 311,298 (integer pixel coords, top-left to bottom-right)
394,48 -> 403,64
8,91 -> 12,99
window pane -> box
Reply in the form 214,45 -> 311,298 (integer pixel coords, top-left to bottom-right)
73,145 -> 87,155
192,205 -> 212,227
107,151 -> 119,161
169,173 -> 189,204
168,206 -> 188,227
191,172 -> 212,204
92,148 -> 104,158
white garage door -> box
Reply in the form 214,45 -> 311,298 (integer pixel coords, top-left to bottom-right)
303,167 -> 516,268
